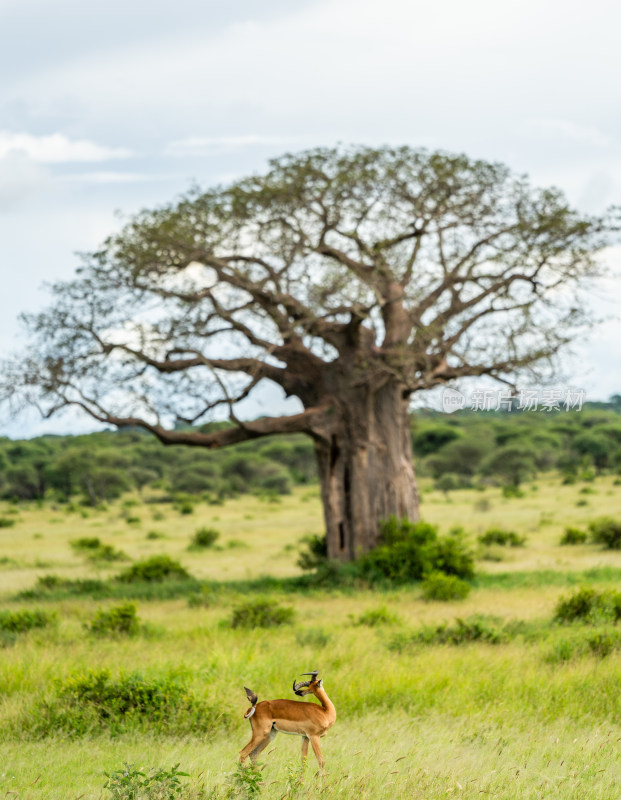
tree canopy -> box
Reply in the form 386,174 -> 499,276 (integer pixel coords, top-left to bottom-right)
2,145 -> 617,558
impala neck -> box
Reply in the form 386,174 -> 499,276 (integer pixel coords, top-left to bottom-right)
313,686 -> 335,717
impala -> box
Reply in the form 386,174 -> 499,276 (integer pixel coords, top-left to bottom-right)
240,671 -> 336,771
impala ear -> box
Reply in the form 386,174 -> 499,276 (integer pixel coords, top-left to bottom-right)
317,679 -> 323,688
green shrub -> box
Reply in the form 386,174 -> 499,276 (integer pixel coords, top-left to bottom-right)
357,517 -> 475,583
0,516 -> 16,528
501,485 -> 525,498
588,517 -> 621,549
104,763 -> 189,800
0,608 -> 55,633
560,527 -> 588,545
22,669 -> 216,738
421,571 -> 471,601
352,605 -> 400,626
88,603 -> 140,636
188,527 -> 220,550
116,556 -> 191,583
187,587 -> 220,608
478,528 -> 526,547
294,627 -> 332,648
70,536 -> 102,551
146,530 -> 166,540
545,627 -> 621,662
388,614 -> 510,651
297,533 -> 328,571
230,598 -> 294,629
554,586 -> 621,624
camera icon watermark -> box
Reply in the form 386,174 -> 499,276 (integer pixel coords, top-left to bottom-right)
441,387 -> 586,413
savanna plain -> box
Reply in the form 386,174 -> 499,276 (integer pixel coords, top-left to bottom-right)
1,477 -> 620,800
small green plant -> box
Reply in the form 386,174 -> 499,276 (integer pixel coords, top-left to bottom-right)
478,528 -> 526,547
588,517 -> 621,549
501,485 -> 525,498
104,763 -> 189,800
294,627 -> 332,648
88,603 -> 140,636
421,571 -> 471,601
187,586 -> 220,608
146,530 -> 166,540
116,556 -> 191,583
231,761 -> 263,797
554,587 -> 621,625
230,598 -> 294,629
0,516 -> 16,528
188,527 -> 220,550
297,533 -> 328,571
125,515 -> 141,525
388,615 -> 511,651
352,605 -> 400,626
0,608 -> 55,633
560,527 -> 587,545
576,499 -> 589,507
71,536 -> 102,551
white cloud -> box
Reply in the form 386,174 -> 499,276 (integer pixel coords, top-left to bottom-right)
61,171 -> 155,184
165,135 -> 305,157
520,119 -> 612,148
0,131 -> 132,163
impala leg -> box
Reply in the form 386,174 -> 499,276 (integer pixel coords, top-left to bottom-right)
249,728 -> 277,763
240,724 -> 273,764
309,735 -> 325,773
301,736 -> 309,762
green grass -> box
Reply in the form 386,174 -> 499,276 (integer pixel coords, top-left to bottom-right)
0,476 -> 620,798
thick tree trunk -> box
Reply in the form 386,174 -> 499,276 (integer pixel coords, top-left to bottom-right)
314,381 -> 419,561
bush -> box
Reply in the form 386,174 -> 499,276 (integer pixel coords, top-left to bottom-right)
352,605 -> 400,626
501,485 -> 525,498
588,517 -> 621,549
554,587 -> 621,625
70,536 -> 102,551
388,615 -> 510,651
0,516 -> 16,528
421,571 -> 471,601
357,517 -> 475,583
88,603 -> 140,636
116,556 -> 191,583
104,763 -> 189,800
297,534 -> 328,571
545,627 -> 621,663
560,527 -> 588,545
478,528 -> 526,547
0,608 -> 55,633
22,669 -> 216,738
230,598 -> 295,629
188,527 -> 220,550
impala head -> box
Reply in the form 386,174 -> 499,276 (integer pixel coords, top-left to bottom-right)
292,670 -> 323,696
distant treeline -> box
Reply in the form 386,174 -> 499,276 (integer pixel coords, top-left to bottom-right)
1,397 -> 620,503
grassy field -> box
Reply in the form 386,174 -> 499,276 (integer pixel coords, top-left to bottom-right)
1,476 -> 620,799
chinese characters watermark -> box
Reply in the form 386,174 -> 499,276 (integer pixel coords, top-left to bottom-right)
441,387 -> 586,413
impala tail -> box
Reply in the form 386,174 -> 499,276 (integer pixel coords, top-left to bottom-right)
243,686 -> 258,719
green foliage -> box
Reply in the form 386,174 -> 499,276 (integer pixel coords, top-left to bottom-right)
357,517 -> 475,583
0,516 -> 16,527
351,605 -> 400,626
231,762 -> 263,798
294,627 -> 332,648
388,615 -> 511,651
104,763 -> 189,800
560,526 -> 588,545
412,425 -> 461,456
87,603 -> 140,636
230,598 -> 295,629
421,571 -> 471,601
116,556 -> 191,583
188,527 -> 220,550
0,608 -> 55,633
545,627 -> 621,662
21,669 -> 216,738
554,587 -> 621,625
71,536 -> 127,562
478,528 -> 526,547
70,536 -> 102,550
296,533 -> 328,570
588,516 -> 621,549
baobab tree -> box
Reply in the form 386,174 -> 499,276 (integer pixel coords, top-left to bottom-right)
3,146 -> 615,559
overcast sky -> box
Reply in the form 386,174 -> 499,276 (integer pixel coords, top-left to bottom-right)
1,0 -> 620,438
